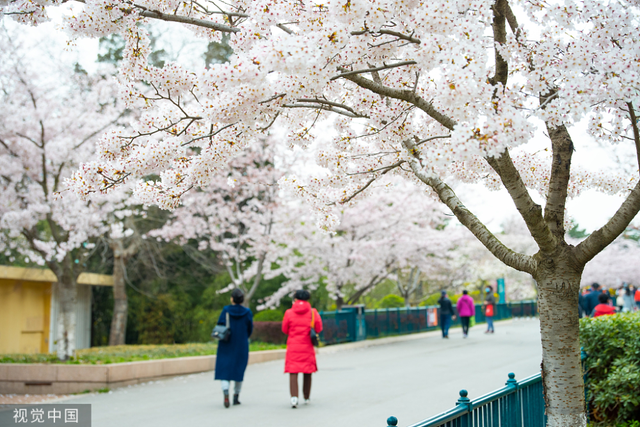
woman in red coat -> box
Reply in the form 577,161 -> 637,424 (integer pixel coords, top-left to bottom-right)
282,289 -> 323,408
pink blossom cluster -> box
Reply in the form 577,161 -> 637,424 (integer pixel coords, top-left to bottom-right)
0,0 -> 635,216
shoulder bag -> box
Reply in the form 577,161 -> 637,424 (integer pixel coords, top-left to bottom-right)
211,311 -> 231,342
310,309 -> 319,347
485,304 -> 494,317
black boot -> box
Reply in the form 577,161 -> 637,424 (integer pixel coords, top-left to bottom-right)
233,394 -> 241,405
223,393 -> 230,408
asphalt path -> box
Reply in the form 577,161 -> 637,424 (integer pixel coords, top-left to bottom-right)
64,319 -> 542,427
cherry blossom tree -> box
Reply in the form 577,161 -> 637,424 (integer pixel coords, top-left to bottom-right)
0,29 -> 124,359
452,216 -> 538,300
5,0 -> 640,423
580,236 -> 640,289
266,182 -> 451,309
154,140 -> 283,306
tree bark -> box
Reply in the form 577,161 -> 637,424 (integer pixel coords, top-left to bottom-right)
56,256 -> 78,361
109,240 -> 128,346
108,236 -> 140,346
533,246 -> 586,427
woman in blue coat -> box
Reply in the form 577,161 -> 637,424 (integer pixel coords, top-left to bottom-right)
215,289 -> 253,408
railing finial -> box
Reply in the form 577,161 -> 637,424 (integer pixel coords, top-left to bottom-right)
506,372 -> 517,387
387,416 -> 398,426
457,389 -> 471,405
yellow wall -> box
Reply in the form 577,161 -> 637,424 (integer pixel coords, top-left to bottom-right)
0,279 -> 51,354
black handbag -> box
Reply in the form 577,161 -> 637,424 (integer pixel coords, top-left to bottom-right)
310,309 -> 319,347
211,311 -> 231,342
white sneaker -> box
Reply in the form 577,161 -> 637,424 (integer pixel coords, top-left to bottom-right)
291,397 -> 298,408
463,333 -> 468,338
304,399 -> 310,405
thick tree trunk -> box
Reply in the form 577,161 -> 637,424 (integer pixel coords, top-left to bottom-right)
533,248 -> 586,427
56,257 -> 78,361
109,250 -> 128,346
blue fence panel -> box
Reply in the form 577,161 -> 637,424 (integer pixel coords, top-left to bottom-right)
317,310 -> 357,345
320,301 -> 538,345
397,372 -> 547,427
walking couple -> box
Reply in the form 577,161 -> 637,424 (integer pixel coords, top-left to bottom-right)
213,288 -> 323,409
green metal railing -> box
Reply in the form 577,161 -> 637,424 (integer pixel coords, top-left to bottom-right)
386,372 -> 547,427
319,301 -> 538,345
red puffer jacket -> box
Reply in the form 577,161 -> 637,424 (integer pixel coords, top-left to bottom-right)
282,300 -> 323,374
593,304 -> 617,317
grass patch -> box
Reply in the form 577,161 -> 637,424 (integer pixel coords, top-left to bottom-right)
0,341 -> 285,365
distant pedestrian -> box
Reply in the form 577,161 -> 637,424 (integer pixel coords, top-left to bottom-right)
438,291 -> 455,338
215,289 -> 254,408
621,287 -> 635,312
583,283 -> 602,317
282,289 -> 323,408
456,290 -> 475,338
592,292 -> 617,317
634,285 -> 640,310
484,285 -> 496,334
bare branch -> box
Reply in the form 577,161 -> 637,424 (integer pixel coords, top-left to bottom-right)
342,73 -> 457,130
296,98 -> 361,115
257,111 -> 280,132
489,0 -> 508,88
543,121 -> 574,238
627,102 -> 640,175
575,180 -> 640,265
330,61 -> 417,81
258,93 -> 286,105
73,0 -> 240,32
276,23 -> 294,34
416,134 -> 451,146
282,102 -> 368,119
351,28 -> 421,44
402,139 -> 536,274
485,150 -> 556,253
181,122 -> 238,146
502,1 -> 521,34
338,161 -> 404,204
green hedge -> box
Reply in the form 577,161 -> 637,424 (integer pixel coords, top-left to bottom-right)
376,294 -> 405,308
253,309 -> 284,321
0,341 -> 285,365
580,312 -> 640,423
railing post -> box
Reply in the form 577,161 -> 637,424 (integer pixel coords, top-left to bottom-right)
581,347 -> 589,416
456,389 -> 472,427
505,372 -> 521,427
386,308 -> 390,334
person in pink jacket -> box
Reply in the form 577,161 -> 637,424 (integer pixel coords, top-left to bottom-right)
282,289 -> 323,408
456,290 -> 476,338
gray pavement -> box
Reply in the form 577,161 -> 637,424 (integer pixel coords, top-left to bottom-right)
65,319 -> 542,427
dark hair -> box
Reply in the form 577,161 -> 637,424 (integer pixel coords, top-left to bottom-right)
486,285 -> 493,291
462,290 -> 468,295
597,293 -> 609,304
231,288 -> 245,305
294,289 -> 311,301
592,283 -> 601,290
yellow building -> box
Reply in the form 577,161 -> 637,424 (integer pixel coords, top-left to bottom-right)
0,266 -> 113,354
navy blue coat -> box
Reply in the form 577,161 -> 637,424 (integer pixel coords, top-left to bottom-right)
582,290 -> 602,317
214,305 -> 253,381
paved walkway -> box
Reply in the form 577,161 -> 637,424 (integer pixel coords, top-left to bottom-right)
62,319 -> 541,427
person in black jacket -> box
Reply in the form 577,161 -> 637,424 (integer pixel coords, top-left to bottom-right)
582,283 -> 602,317
438,291 -> 455,338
